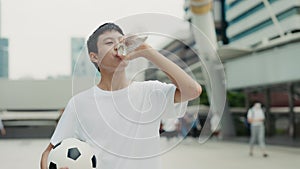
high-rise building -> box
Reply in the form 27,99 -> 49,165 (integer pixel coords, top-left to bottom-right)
0,38 -> 8,78
225,0 -> 300,48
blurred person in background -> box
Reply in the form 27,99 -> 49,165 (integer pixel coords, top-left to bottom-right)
210,114 -> 222,140
180,112 -> 202,138
0,117 -> 6,136
161,118 -> 180,141
247,102 -> 268,157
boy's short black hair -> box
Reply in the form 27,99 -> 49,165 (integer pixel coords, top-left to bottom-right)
87,22 -> 124,53
87,23 -> 124,71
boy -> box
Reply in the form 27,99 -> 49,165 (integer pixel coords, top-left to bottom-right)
40,23 -> 201,169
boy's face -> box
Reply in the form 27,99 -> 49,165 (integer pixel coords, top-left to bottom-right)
92,30 -> 128,72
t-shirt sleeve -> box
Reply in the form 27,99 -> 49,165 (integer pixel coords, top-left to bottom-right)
247,109 -> 252,119
50,98 -> 77,146
151,81 -> 188,119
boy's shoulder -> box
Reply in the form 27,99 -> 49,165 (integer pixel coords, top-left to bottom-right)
70,86 -> 95,100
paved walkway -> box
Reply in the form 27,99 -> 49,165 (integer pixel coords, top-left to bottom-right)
0,138 -> 299,169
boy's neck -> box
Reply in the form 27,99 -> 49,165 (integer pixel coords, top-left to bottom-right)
98,71 -> 130,91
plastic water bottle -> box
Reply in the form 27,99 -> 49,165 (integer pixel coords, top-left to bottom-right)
117,35 -> 148,56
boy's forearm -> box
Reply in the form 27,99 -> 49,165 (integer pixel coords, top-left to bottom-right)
143,49 -> 201,101
40,144 -> 53,169
41,150 -> 49,169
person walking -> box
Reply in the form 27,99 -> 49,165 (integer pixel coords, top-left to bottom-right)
247,102 -> 268,157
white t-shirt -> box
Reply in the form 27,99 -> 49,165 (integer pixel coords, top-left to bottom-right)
50,80 -> 187,169
247,107 -> 265,126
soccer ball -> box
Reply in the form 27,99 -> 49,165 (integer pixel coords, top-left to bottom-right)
47,138 -> 97,169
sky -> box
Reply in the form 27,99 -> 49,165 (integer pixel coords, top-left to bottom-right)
1,0 -> 185,79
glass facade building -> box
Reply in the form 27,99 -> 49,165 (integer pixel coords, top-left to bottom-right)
0,38 -> 8,78
225,0 -> 300,48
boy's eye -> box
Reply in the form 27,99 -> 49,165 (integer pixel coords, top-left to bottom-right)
105,42 -> 113,45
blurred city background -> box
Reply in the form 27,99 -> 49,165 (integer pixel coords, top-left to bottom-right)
0,0 -> 300,168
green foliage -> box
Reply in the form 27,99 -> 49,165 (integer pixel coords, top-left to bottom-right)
200,87 -> 209,105
188,89 -> 245,107
227,91 -> 246,107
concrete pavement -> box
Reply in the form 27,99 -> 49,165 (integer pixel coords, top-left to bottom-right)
0,138 -> 299,169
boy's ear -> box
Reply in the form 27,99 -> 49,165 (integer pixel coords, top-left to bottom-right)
89,52 -> 98,63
